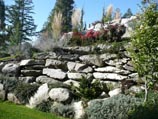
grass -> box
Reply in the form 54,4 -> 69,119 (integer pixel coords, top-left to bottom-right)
0,100 -> 67,119
0,56 -> 15,61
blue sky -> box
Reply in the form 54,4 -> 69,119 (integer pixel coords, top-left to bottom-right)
5,0 -> 141,31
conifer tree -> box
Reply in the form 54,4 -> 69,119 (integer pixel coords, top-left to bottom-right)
80,8 -> 84,31
0,0 -> 5,30
53,0 -> 74,32
0,0 -> 6,50
44,0 -> 74,34
122,8 -> 133,18
7,0 -> 36,47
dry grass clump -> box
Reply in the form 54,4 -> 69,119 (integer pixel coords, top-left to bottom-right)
71,8 -> 81,29
52,11 -> 62,41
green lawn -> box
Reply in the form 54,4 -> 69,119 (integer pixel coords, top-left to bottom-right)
0,101 -> 67,119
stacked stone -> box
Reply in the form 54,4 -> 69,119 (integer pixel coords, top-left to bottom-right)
0,43 -> 140,98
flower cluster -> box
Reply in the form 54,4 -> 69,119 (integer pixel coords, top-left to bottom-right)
69,24 -> 126,46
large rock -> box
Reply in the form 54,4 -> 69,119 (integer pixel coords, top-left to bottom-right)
100,53 -> 117,61
59,54 -> 79,61
7,93 -> 21,104
45,59 -> 67,70
105,59 -> 123,67
108,88 -> 122,97
21,70 -> 42,77
19,77 -> 35,83
128,73 -> 139,81
0,62 -> 5,72
64,80 -> 80,87
2,63 -> 20,76
65,46 -> 93,53
43,68 -> 66,80
73,101 -> 85,119
123,64 -> 134,72
67,73 -> 87,80
67,62 -> 76,71
94,66 -> 130,75
129,86 -> 144,94
36,76 -> 63,85
93,73 -> 127,80
0,83 -> 3,90
96,44 -> 112,51
0,90 -> 5,100
20,59 -> 45,66
47,52 -> 58,59
28,83 -> 49,108
79,54 -> 104,66
0,83 -> 5,100
103,81 -> 121,90
49,88 -> 71,103
67,62 -> 93,73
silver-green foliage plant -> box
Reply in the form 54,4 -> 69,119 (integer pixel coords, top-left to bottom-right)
36,100 -> 52,112
0,74 -> 18,92
128,2 -> 158,102
85,94 -> 142,119
51,102 -> 75,119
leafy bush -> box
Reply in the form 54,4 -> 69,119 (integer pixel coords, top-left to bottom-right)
51,102 -> 75,119
36,100 -> 52,112
128,3 -> 158,102
14,83 -> 39,104
128,91 -> 158,119
85,94 -> 142,119
75,78 -> 109,100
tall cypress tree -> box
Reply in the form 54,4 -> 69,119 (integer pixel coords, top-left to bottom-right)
0,0 -> 5,30
7,0 -> 36,47
80,8 -> 84,31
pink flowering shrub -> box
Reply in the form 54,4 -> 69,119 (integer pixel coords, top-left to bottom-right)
69,24 -> 126,46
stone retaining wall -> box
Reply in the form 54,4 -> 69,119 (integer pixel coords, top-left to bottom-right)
0,43 -> 144,119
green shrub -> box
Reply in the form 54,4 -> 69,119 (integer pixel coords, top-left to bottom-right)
36,100 -> 52,112
128,91 -> 158,119
85,94 -> 142,119
14,83 -> 39,104
75,78 -> 109,100
51,102 -> 75,119
128,3 -> 158,102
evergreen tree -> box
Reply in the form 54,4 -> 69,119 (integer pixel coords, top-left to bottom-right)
80,8 -> 84,31
6,0 -> 36,47
122,8 -> 133,18
0,0 -> 5,30
44,0 -> 74,33
53,0 -> 74,32
0,0 -> 6,51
